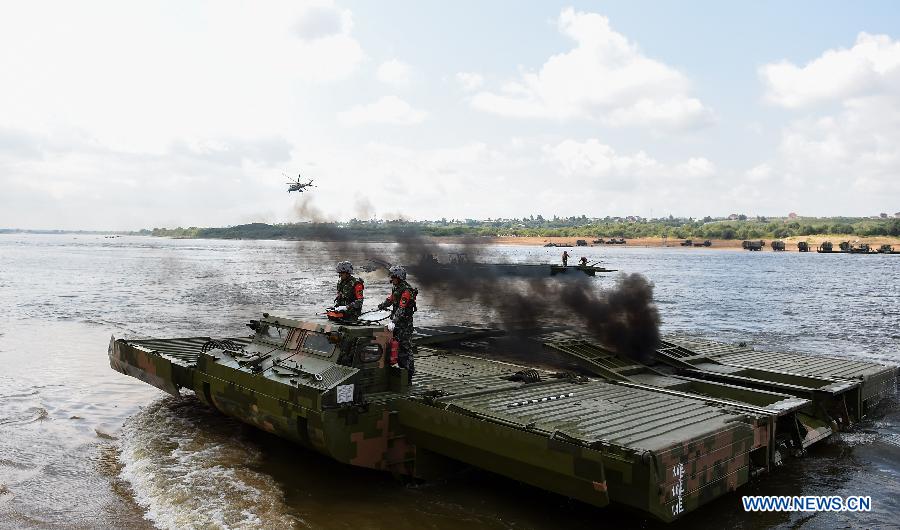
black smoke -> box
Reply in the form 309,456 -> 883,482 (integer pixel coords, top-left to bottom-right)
367,229 -> 661,363
289,206 -> 661,363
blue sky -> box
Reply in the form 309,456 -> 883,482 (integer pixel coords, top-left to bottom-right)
1,1 -> 899,229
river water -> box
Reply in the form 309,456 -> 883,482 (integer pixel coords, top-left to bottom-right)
0,234 -> 897,529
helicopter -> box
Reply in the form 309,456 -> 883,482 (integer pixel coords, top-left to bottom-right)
284,173 -> 315,193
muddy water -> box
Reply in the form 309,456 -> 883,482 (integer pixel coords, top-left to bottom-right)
0,234 -> 897,529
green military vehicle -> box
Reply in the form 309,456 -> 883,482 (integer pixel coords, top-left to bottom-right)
797,241 -> 810,252
741,240 -> 764,251
109,312 -> 897,523
770,240 -> 785,251
817,241 -> 835,253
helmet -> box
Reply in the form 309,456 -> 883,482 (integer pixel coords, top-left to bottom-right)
388,265 -> 406,280
335,261 -> 353,274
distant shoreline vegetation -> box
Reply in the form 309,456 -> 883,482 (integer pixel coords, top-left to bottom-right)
144,215 -> 900,240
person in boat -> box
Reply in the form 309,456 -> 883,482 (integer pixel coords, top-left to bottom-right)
562,250 -> 569,266
579,256 -> 588,267
333,261 -> 364,320
377,265 -> 418,380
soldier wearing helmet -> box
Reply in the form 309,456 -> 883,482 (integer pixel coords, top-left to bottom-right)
333,261 -> 365,320
377,265 -> 418,379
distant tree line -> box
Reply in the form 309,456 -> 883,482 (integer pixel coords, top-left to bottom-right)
146,216 -> 900,240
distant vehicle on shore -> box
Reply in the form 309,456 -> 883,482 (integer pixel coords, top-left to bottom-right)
742,240 -> 764,251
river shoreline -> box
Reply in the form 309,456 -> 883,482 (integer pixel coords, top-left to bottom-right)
131,233 -> 900,250
446,234 -> 900,250
10,231 -> 899,252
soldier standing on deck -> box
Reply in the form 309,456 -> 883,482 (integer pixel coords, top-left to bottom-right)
561,250 -> 569,266
333,261 -> 364,320
377,265 -> 417,379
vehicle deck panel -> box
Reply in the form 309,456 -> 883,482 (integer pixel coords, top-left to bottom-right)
413,325 -> 505,345
407,351 -> 749,453
122,336 -> 252,367
668,338 -> 896,381
441,379 -> 747,451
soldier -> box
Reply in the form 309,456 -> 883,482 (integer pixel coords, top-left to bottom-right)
579,256 -> 588,267
561,250 -> 569,266
377,265 -> 417,379
333,261 -> 364,320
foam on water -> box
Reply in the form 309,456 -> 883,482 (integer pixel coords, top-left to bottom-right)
119,396 -> 301,530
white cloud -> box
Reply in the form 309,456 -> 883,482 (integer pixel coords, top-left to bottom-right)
292,3 -> 349,41
0,127 -> 293,229
777,97 -> 900,193
675,157 -> 716,179
760,32 -> 900,108
376,59 -> 412,88
745,163 -> 773,183
337,96 -> 428,126
0,0 -> 365,153
469,8 -> 714,130
456,72 -> 484,91
543,138 -> 715,189
291,2 -> 365,83
752,34 -> 900,212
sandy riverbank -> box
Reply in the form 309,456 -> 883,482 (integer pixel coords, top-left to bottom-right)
473,235 -> 900,250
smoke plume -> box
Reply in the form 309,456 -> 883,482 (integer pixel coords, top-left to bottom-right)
368,229 -> 661,362
289,213 -> 661,362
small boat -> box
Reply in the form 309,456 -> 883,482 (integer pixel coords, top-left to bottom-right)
549,264 -> 617,276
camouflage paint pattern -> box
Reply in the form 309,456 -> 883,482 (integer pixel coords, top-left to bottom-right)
107,313 -> 898,523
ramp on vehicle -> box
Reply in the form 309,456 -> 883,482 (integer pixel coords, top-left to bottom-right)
657,338 -> 898,421
108,335 -> 252,395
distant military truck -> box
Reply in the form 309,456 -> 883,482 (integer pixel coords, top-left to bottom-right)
797,241 -> 810,252
817,241 -> 834,253
877,244 -> 898,254
576,239 -> 588,246
839,241 -> 851,252
681,239 -> 693,246
742,240 -> 764,251
770,240 -> 785,251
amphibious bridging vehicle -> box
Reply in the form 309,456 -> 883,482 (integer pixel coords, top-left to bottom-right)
109,314 -> 897,523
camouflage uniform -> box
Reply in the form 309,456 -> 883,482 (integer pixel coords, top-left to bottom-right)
335,275 -> 365,320
379,280 -> 417,377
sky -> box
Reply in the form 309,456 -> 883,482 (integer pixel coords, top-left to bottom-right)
1,0 -> 899,230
